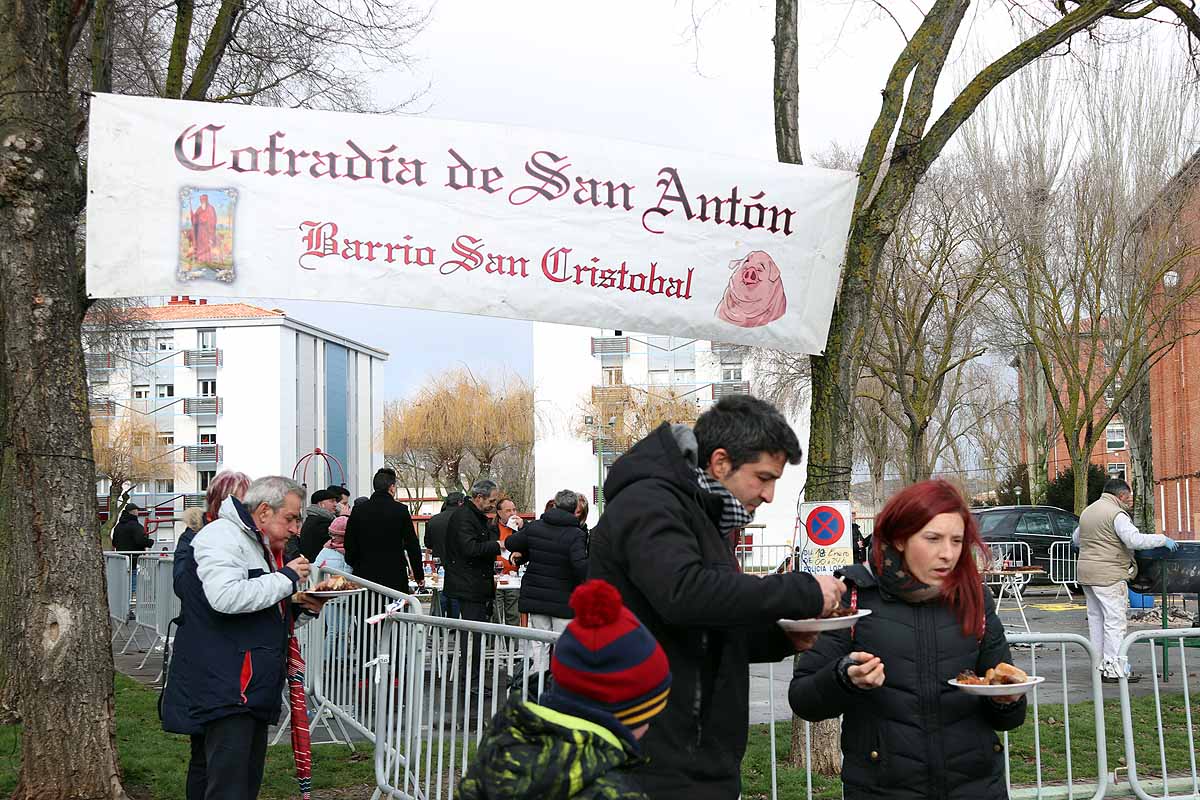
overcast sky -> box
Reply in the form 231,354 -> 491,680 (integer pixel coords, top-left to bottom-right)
241,2 -> 895,399
238,1 -> 1097,400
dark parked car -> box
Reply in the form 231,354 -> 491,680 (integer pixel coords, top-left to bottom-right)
971,505 -> 1079,583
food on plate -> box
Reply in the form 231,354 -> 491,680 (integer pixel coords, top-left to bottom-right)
826,606 -> 858,618
990,662 -> 1030,685
955,663 -> 1029,686
954,670 -> 989,686
311,575 -> 358,592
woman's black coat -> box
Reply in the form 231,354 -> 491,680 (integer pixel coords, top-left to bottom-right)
504,507 -> 587,618
790,564 -> 1026,800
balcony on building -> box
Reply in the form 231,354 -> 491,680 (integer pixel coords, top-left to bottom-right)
712,380 -> 750,400
183,397 -> 222,415
85,352 -> 116,370
591,335 -> 630,357
591,384 -> 632,405
711,341 -> 747,365
183,444 -> 223,463
183,493 -> 206,509
89,398 -> 116,417
183,348 -> 223,368
591,433 -> 619,455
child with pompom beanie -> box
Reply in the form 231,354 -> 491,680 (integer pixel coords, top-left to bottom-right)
458,579 -> 671,799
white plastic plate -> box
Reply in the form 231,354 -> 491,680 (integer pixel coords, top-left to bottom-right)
777,609 -> 872,633
948,676 -> 1045,696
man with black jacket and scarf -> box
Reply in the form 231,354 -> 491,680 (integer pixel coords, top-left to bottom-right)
445,479 -> 503,623
445,479 -> 504,693
588,395 -> 846,799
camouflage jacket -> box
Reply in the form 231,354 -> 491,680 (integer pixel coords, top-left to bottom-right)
458,700 -> 648,800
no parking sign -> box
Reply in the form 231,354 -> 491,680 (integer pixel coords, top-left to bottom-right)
796,501 -> 853,575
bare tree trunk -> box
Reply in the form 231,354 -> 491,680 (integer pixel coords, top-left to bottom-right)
1018,346 -> 1050,503
0,3 -> 128,790
1072,445 -> 1090,515
1121,373 -> 1156,531
773,0 -> 801,166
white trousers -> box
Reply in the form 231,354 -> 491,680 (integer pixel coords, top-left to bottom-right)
527,614 -> 571,674
1082,581 -> 1130,677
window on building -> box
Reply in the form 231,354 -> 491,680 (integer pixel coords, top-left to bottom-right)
156,479 -> 175,493
198,470 -> 216,491
156,335 -> 174,351
156,384 -> 174,398
1108,463 -> 1127,482
1106,422 -> 1126,451
198,427 -> 217,445
1104,378 -> 1122,406
157,431 -> 174,446
132,384 -> 150,399
198,329 -> 217,350
198,379 -> 217,397
131,336 -> 151,351
602,366 -> 623,386
723,367 -> 743,382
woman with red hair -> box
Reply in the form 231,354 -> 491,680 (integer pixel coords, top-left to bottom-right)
789,479 -> 1026,799
204,470 -> 251,525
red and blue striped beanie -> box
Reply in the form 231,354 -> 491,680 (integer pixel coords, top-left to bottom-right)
550,580 -> 672,727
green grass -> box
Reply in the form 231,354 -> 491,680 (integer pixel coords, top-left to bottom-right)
1,674 -> 375,799
4,677 -> 1198,798
740,692 -> 1200,799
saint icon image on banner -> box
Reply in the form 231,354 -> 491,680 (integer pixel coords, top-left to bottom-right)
178,187 -> 237,283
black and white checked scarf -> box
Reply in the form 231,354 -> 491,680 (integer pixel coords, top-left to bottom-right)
696,468 -> 755,535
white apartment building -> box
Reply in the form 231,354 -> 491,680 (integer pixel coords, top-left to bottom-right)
532,322 -> 807,547
88,296 -> 386,540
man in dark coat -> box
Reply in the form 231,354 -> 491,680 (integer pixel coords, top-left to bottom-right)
426,491 -> 466,564
445,479 -> 503,693
113,503 -> 153,551
425,491 -> 465,617
344,468 -> 425,594
444,479 -> 502,621
588,396 -> 846,799
293,488 -> 337,562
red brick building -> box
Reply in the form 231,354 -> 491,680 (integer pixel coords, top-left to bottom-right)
1149,153 -> 1200,536
1014,346 -> 1132,494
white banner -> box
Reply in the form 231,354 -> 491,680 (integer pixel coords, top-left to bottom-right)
86,94 -> 856,352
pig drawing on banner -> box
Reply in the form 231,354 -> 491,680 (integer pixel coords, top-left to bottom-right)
178,187 -> 237,283
715,250 -> 787,328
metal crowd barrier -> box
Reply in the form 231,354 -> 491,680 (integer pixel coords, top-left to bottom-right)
1118,627 -> 1200,800
288,565 -> 421,750
98,549 -> 1200,800
1049,540 -> 1079,599
369,602 -> 560,800
735,544 -> 793,574
104,552 -> 133,637
986,540 -> 1035,580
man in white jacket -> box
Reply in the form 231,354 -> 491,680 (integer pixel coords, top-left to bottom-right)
1074,478 -> 1179,683
163,475 -> 326,800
